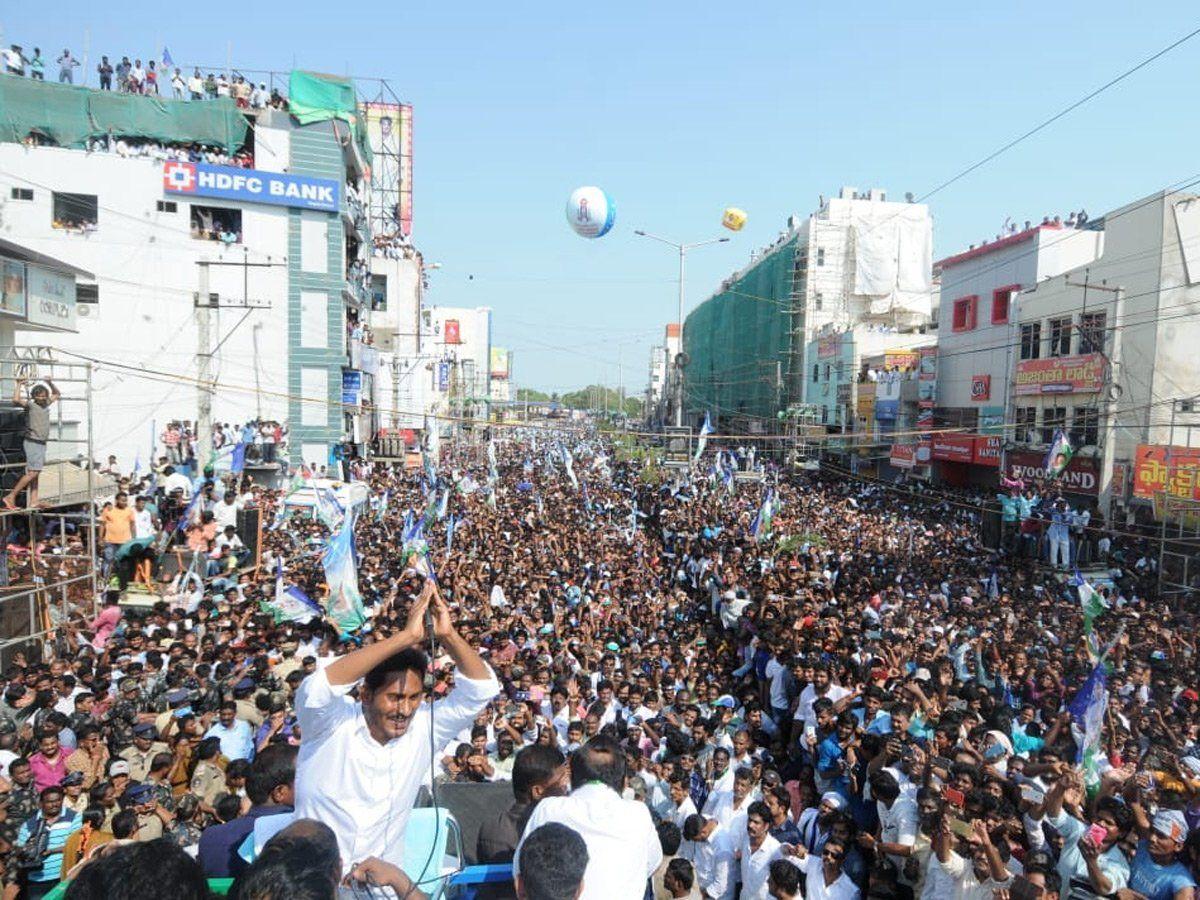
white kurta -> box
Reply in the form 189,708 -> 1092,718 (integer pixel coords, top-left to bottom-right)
294,664 -> 499,873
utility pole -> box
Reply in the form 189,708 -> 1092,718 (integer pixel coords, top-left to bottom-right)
634,230 -> 731,427
196,262 -> 213,468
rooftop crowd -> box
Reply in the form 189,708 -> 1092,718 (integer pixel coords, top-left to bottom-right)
0,426 -> 1196,900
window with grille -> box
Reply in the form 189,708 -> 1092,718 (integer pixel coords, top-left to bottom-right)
1015,407 -> 1037,443
1078,311 -> 1106,354
1048,317 -> 1072,357
1042,406 -> 1067,444
1020,323 -> 1041,360
1071,407 -> 1099,448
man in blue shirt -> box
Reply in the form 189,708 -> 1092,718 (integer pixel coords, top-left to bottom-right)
14,785 -> 78,898
205,700 -> 255,761
1129,809 -> 1196,900
198,744 -> 297,878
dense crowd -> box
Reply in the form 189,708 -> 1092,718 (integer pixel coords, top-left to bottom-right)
0,427 -> 1197,900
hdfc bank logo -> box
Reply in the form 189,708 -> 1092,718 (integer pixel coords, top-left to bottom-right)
163,161 -> 197,192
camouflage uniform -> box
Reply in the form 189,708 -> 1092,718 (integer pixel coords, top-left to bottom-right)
103,696 -> 139,753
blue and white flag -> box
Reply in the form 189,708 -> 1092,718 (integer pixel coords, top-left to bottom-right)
694,411 -> 713,462
230,441 -> 247,475
562,446 -> 579,491
750,488 -> 778,543
1044,430 -> 1074,479
162,47 -> 175,67
446,514 -> 458,554
268,563 -> 322,624
321,512 -> 366,633
1067,663 -> 1108,792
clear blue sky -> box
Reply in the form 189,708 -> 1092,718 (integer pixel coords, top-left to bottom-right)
5,3 -> 1199,394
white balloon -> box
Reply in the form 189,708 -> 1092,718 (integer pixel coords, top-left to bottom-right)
566,186 -> 615,239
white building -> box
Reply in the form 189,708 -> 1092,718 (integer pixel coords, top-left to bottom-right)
684,187 -> 934,427
931,222 -> 1099,441
1014,190 -> 1200,517
0,78 -> 374,470
369,248 -> 428,434
423,305 -> 492,423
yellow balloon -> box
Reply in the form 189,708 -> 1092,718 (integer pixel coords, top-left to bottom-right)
722,207 -> 747,231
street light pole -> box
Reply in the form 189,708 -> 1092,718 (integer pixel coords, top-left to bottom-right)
635,230 -> 730,428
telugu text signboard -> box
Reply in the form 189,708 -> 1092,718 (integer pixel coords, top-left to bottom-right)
1014,353 -> 1104,396
163,161 -> 340,212
25,265 -> 76,332
1132,444 -> 1200,502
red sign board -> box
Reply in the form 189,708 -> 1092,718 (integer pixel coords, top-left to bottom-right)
444,319 -> 461,344
1132,444 -> 1200,502
1014,353 -> 1104,396
1007,450 -> 1099,495
890,443 -> 915,469
931,434 -> 975,463
970,374 -> 991,401
818,335 -> 840,358
973,435 -> 1001,467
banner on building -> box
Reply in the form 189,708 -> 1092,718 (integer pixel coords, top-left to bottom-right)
856,382 -> 875,422
436,361 -> 450,392
979,407 -> 1005,435
818,335 -> 840,358
1007,450 -> 1099,495
341,370 -> 363,407
163,161 -> 340,212
919,346 -> 937,378
931,434 -> 975,463
0,260 -> 26,317
885,350 -> 920,371
890,444 -> 915,468
875,373 -> 900,422
1014,353 -> 1105,396
444,319 -> 461,344
970,374 -> 991,401
490,347 -> 510,379
1132,444 -> 1200,502
362,101 -> 414,237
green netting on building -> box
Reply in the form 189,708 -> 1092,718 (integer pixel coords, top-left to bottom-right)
683,237 -> 797,422
0,78 -> 248,151
288,71 -> 373,165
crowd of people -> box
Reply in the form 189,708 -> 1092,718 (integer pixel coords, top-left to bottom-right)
2,42 -> 290,111
0,424 -> 1196,900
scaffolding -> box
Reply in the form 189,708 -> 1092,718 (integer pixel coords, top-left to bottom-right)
1153,397 -> 1200,604
0,347 -> 101,667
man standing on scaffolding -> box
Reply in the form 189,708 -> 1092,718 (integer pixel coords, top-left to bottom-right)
3,377 -> 60,511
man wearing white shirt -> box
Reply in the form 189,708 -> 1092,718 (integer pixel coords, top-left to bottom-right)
293,579 -> 498,875
739,802 -> 787,900
794,667 -> 853,736
775,839 -> 860,900
682,813 -> 737,900
670,773 -> 699,829
517,734 -> 661,900
213,491 -> 243,531
162,466 -> 192,500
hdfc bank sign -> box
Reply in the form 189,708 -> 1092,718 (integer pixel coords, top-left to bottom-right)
163,161 -> 339,212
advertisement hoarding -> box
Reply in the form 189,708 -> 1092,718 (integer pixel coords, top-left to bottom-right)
974,435 -> 1001,467
341,370 -> 363,407
890,444 -> 915,468
444,319 -> 461,344
970,374 -> 991,401
0,259 -> 27,317
1132,444 -> 1200,502
1014,353 -> 1104,396
490,347 -> 510,379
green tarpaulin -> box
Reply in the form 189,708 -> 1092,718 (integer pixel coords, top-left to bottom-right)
683,237 -> 798,422
288,71 -> 373,165
0,77 -> 248,151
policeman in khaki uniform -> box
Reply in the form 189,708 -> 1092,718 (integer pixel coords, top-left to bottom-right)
189,736 -> 227,816
120,722 -> 169,782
